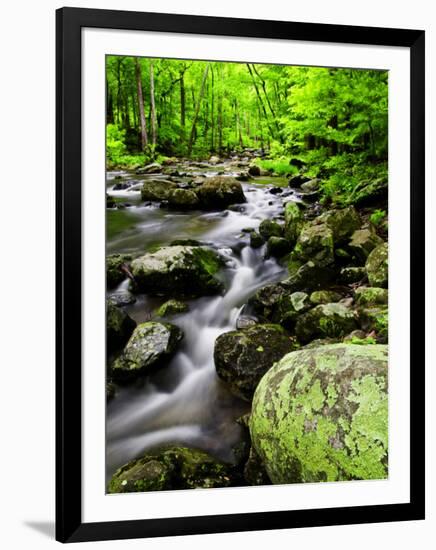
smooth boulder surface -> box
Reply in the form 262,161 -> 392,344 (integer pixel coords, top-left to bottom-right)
156,299 -> 189,317
366,243 -> 388,288
167,188 -> 200,210
131,246 -> 223,297
258,219 -> 283,240
214,324 -> 295,401
349,228 -> 383,262
195,176 -> 246,209
250,344 -> 388,483
111,321 -> 183,380
108,446 -> 238,493
107,302 -> 136,353
141,179 -> 177,201
295,303 -> 357,343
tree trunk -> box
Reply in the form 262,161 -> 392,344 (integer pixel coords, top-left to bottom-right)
251,64 -> 282,142
180,71 -> 186,141
149,62 -> 157,149
187,64 -> 210,156
246,64 -> 276,141
134,57 -> 148,150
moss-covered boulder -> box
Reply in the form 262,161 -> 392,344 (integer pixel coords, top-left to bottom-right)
291,223 -> 334,268
108,291 -> 136,307
283,260 -> 335,293
214,324 -> 296,401
107,302 -> 136,353
350,178 -> 388,207
156,299 -> 189,317
366,243 -> 388,288
316,206 -> 361,245
300,178 -> 320,192
196,176 -> 246,209
283,201 -> 303,245
141,179 -> 177,201
111,321 -> 183,380
258,219 -> 283,240
295,303 -> 357,344
167,188 -> 200,210
355,287 -> 388,307
249,285 -> 309,328
107,253 -> 132,289
358,307 -> 389,343
131,246 -> 223,297
250,344 -> 388,483
136,162 -> 163,175
249,230 -> 265,248
349,229 -> 383,262
267,236 -> 291,258
339,266 -> 367,284
310,290 -> 343,305
108,446 -> 237,493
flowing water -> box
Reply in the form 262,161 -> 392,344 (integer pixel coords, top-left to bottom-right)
106,164 -> 299,480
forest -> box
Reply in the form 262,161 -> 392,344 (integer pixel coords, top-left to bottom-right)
106,56 -> 388,201
106,57 -> 389,493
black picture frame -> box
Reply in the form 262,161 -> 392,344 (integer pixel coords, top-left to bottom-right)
56,6 -> 425,543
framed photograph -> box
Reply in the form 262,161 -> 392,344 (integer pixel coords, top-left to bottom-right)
56,7 -> 425,543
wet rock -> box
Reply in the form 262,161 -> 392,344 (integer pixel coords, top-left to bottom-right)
156,299 -> 189,317
269,186 -> 283,195
339,266 -> 367,284
235,172 -> 249,181
196,176 -> 246,209
295,303 -> 357,344
106,194 -> 116,208
310,290 -> 343,305
131,246 -> 224,297
107,302 -> 136,353
106,381 -> 116,401
209,155 -> 221,165
136,162 -> 162,175
248,165 -> 261,176
111,322 -> 183,380
141,179 -> 177,201
112,182 -> 132,191
259,219 -> 283,240
349,228 -> 383,262
108,446 -> 237,493
250,344 -> 388,483
354,286 -> 388,307
267,237 -> 291,258
214,324 -> 296,401
106,253 -> 132,289
167,188 -> 200,210
108,291 -> 137,307
365,243 -> 388,288
236,314 -> 259,330
249,230 -> 265,250
283,201 -> 303,245
288,174 -> 311,188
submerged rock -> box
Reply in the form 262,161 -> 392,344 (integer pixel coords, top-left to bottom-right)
111,321 -> 183,380
214,324 -> 296,401
250,344 -> 388,483
295,303 -> 357,344
131,246 -> 224,297
107,302 -> 136,353
366,243 -> 388,288
196,176 -> 246,209
108,446 -> 237,493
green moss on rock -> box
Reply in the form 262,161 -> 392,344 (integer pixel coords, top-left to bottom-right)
366,243 -> 388,288
250,344 -> 388,484
355,287 -> 388,307
107,301 -> 136,353
156,299 -> 189,317
295,303 -> 357,344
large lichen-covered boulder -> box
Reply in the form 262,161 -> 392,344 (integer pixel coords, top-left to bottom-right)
111,321 -> 183,380
196,176 -> 246,209
108,446 -> 237,493
291,223 -> 334,268
141,179 -> 177,201
355,287 -> 388,307
283,201 -> 303,245
107,302 -> 136,353
167,188 -> 200,210
316,207 -> 361,245
348,228 -> 383,263
107,253 -> 132,289
214,324 -> 296,401
250,344 -> 388,483
131,246 -> 223,296
295,303 -> 357,344
365,243 -> 388,288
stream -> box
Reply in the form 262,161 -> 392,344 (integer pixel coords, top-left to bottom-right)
106,159 -> 300,481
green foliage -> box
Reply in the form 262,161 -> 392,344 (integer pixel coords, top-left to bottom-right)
256,157 -> 298,176
106,124 -> 146,169
369,209 -> 387,227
